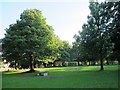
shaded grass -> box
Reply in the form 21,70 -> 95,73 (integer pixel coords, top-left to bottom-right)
2,65 -> 119,88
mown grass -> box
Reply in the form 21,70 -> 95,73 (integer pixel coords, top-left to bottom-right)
2,65 -> 119,88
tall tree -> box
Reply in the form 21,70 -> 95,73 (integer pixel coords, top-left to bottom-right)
2,9 -> 58,72
71,33 -> 83,65
73,1 -> 114,70
58,41 -> 72,61
110,2 -> 120,64
85,2 -> 114,70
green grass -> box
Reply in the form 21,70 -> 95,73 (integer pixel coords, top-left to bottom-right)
2,65 -> 119,88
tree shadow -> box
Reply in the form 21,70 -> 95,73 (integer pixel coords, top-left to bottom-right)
20,70 -> 36,74
2,70 -> 38,75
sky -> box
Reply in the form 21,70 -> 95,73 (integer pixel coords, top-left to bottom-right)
0,0 -> 91,45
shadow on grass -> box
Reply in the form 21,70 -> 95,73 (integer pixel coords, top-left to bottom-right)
2,65 -> 119,75
20,70 -> 36,74
2,69 -> 119,76
2,70 -> 38,75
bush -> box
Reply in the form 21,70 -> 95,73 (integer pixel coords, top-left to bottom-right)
54,61 -> 63,67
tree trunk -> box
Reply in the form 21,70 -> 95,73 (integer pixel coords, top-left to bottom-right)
15,60 -> 17,70
88,61 -> 91,66
118,60 -> 120,65
43,62 -> 47,68
91,60 -> 95,66
111,61 -> 114,65
100,54 -> 104,71
29,54 -> 35,72
77,61 -> 80,66
106,59 -> 109,65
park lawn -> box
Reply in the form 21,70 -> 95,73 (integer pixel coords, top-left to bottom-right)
2,65 -> 119,88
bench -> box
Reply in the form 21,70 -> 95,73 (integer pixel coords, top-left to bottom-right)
37,70 -> 48,76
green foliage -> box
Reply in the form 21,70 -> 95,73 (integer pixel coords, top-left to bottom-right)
2,9 -> 61,71
58,41 -> 72,61
73,2 -> 116,70
110,2 -> 120,64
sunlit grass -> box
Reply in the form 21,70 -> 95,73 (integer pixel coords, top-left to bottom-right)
35,65 -> 119,72
3,65 -> 119,74
2,65 -> 119,88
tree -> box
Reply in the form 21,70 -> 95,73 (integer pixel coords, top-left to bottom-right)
110,1 -> 120,64
71,33 -> 83,66
73,1 -> 114,70
86,2 -> 114,70
58,41 -> 72,61
2,9 -> 58,72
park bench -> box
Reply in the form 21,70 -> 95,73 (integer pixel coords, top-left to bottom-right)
36,70 -> 48,76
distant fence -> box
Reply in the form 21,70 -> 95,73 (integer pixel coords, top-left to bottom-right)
53,61 -> 78,67
64,61 -> 78,66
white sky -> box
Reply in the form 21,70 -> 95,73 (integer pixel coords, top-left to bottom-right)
0,0 -> 105,44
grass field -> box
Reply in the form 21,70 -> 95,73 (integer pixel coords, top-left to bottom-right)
2,65 -> 119,88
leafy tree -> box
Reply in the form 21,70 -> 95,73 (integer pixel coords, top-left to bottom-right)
2,9 -> 58,72
110,1 -> 120,64
58,41 -> 72,61
85,2 -> 114,70
71,33 -> 83,65
73,1 -> 114,70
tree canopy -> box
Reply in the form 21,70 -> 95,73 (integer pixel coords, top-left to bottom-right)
2,1 -> 120,71
72,1 -> 119,70
2,9 -> 65,71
